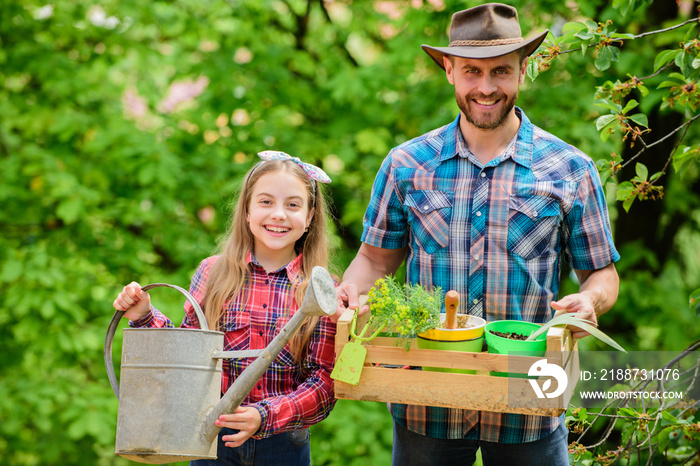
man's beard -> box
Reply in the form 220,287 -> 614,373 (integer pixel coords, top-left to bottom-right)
455,90 -> 518,130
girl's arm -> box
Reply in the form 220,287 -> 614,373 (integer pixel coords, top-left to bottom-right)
113,282 -> 174,328
249,315 -> 337,438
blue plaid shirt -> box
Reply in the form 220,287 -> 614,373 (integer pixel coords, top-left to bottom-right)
362,109 -> 620,443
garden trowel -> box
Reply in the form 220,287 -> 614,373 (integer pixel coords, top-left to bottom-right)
331,297 -> 384,385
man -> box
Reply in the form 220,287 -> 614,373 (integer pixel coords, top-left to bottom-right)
335,3 -> 620,466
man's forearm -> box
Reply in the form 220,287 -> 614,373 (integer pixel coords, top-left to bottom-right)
341,244 -> 406,293
576,263 -> 619,317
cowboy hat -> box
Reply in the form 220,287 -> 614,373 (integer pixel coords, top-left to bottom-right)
422,3 -> 548,70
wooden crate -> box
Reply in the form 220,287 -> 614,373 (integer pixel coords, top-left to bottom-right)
334,309 -> 580,416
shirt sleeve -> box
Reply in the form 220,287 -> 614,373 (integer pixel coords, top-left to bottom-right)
128,257 -> 214,329
361,153 -> 409,249
252,315 -> 337,437
563,160 -> 621,270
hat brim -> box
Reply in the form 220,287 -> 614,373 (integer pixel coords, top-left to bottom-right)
422,30 -> 548,70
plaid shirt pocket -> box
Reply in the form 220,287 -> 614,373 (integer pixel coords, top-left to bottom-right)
404,190 -> 453,254
507,195 -> 561,260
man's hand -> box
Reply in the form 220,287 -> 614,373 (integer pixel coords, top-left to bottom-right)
553,264 -> 619,340
215,407 -> 262,448
334,282 -> 370,324
550,292 -> 598,339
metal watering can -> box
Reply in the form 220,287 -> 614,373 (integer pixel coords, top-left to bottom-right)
104,266 -> 336,464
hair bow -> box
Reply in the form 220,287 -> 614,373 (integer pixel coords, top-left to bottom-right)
257,151 -> 332,184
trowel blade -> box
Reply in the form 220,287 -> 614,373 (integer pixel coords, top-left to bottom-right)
331,341 -> 367,386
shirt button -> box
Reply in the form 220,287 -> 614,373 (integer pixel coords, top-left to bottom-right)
480,172 -> 486,178
475,211 -> 482,217
265,279 -> 269,285
472,299 -> 478,305
259,330 -> 263,336
257,384 -> 261,390
474,255 -> 480,261
533,211 -> 538,217
262,304 -> 267,309
422,205 -> 429,211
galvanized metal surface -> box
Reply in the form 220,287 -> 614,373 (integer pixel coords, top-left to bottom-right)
115,328 -> 223,463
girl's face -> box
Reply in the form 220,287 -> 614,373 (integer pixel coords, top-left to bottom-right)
246,170 -> 314,268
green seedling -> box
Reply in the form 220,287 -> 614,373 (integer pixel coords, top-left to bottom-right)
526,314 -> 626,353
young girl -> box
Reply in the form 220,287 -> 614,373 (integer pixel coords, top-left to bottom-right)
113,151 -> 336,466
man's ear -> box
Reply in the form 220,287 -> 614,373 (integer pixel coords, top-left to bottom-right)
519,56 -> 528,85
443,55 -> 455,85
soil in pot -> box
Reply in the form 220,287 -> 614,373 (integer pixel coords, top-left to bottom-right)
489,330 -> 529,341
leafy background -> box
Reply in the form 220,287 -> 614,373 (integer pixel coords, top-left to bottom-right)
1,0 -> 698,464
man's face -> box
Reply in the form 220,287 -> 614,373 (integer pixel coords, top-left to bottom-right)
444,52 -> 527,131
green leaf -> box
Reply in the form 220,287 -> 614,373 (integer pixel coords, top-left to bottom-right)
595,46 -> 614,71
621,99 -> 638,114
562,22 -> 588,35
595,99 -> 622,112
661,411 -> 679,423
595,114 -> 616,131
527,59 -> 540,81
526,314 -> 627,352
653,49 -> 677,71
635,163 -> 648,180
628,113 -> 648,127
657,426 -> 673,451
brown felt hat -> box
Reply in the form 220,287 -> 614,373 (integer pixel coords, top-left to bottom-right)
422,3 -> 549,70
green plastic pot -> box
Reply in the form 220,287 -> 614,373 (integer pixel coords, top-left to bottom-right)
484,320 -> 547,377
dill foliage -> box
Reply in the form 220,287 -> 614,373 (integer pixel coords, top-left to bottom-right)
367,276 -> 443,350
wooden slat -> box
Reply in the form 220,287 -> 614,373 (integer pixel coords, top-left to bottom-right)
334,366 -> 567,416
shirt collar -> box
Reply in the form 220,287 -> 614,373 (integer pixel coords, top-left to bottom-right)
440,107 -> 534,169
246,251 -> 304,281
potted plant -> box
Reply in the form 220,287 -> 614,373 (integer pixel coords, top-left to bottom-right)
416,290 -> 486,373
484,314 -> 626,377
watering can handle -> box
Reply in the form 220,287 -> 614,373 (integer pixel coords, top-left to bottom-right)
103,282 -> 210,399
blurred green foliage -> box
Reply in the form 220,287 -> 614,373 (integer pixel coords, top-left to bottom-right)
1,0 -> 698,464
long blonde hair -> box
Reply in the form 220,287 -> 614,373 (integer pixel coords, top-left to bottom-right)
203,159 -> 330,364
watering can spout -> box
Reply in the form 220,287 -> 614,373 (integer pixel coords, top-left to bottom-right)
105,266 -> 336,463
201,265 -> 336,444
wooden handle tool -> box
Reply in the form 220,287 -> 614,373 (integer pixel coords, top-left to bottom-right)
444,290 -> 459,329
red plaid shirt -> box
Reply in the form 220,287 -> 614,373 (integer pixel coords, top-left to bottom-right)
131,253 -> 337,437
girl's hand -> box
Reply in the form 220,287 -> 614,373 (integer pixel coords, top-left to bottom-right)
216,407 -> 262,448
113,282 -> 151,321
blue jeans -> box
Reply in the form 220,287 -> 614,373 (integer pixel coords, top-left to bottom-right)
190,427 -> 310,466
392,420 -> 569,466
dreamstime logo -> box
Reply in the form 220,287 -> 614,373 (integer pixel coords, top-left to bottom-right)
528,359 -> 568,399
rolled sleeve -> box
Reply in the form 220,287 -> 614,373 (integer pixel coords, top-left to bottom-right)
361,154 -> 408,249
